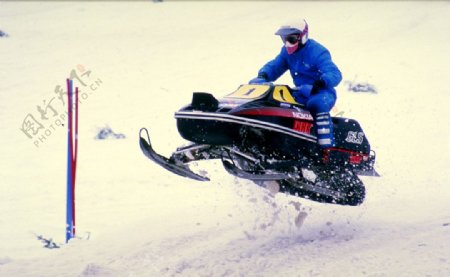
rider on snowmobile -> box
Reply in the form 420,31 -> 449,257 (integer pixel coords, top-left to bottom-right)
249,19 -> 342,151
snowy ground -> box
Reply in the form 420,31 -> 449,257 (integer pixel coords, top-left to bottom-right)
0,1 -> 449,276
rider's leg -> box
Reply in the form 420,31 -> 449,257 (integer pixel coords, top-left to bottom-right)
306,90 -> 336,149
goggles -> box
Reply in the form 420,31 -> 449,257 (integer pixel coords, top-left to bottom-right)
281,34 -> 301,44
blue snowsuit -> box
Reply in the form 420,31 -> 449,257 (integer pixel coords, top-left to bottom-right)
257,39 -> 342,148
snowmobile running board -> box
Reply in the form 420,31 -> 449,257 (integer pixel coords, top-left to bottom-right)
139,128 -> 209,181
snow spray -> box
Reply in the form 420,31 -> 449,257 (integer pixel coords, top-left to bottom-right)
66,79 -> 79,243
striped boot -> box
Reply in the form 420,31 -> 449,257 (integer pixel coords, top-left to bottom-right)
314,112 -> 335,149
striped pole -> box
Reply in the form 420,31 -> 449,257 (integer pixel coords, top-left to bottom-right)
66,79 -> 79,243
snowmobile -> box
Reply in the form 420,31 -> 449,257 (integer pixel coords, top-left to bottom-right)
139,84 -> 378,206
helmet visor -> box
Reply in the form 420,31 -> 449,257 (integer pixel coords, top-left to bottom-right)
275,26 -> 301,36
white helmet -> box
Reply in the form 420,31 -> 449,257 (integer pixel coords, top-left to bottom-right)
275,19 -> 309,46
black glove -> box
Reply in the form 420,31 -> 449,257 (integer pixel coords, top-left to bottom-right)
310,79 -> 326,95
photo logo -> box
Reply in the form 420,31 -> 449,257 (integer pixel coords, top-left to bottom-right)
20,65 -> 103,148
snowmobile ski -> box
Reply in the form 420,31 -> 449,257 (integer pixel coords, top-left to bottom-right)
139,128 -> 209,181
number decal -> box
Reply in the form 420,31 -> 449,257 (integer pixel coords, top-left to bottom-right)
225,84 -> 270,99
345,131 -> 365,144
272,86 -> 298,104
225,84 -> 299,104
244,88 -> 256,96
